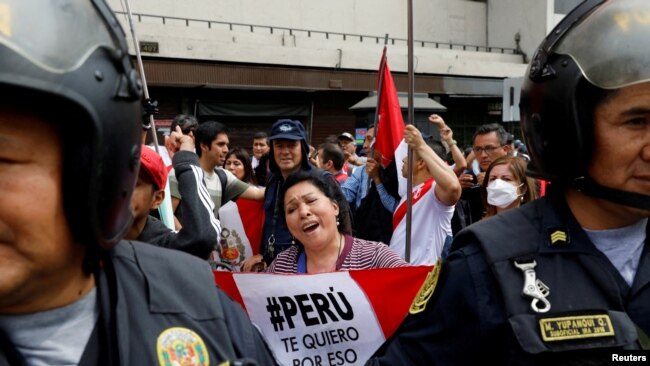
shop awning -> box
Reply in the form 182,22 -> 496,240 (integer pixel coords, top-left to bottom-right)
349,92 -> 447,111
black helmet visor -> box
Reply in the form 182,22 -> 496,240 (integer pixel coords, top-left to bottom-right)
556,0 -> 650,89
0,1 -> 114,72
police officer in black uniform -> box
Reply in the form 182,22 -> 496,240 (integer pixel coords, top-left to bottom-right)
0,1 -> 276,365
368,0 -> 650,364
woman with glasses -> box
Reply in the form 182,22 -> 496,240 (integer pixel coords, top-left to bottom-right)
456,123 -> 512,228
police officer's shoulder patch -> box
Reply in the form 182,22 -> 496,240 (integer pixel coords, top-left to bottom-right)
409,260 -> 441,314
157,327 -> 210,366
548,227 -> 569,246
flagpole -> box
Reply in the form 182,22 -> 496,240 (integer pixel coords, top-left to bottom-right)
368,34 -> 389,190
124,0 -> 175,231
124,0 -> 159,149
370,34 -> 389,154
405,0 -> 415,263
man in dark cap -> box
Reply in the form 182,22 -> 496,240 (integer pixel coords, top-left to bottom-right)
241,119 -> 351,271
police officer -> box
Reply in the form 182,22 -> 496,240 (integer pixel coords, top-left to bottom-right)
368,0 -> 650,364
0,1 -> 275,365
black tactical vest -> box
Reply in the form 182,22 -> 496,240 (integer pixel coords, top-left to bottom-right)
453,194 -> 649,363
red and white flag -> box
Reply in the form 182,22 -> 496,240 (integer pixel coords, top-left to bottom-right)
374,51 -> 405,169
373,50 -> 408,197
214,266 -> 432,365
212,199 -> 265,271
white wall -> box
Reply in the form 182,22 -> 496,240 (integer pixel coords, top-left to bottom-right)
487,0 -> 551,62
109,0 -> 489,43
108,0 -> 529,79
110,0 -> 408,38
417,0 -> 487,46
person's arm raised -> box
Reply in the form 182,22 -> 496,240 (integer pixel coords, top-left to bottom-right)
404,124 -> 461,206
429,114 -> 466,177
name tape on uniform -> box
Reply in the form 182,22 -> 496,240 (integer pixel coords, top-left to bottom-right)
539,314 -> 615,342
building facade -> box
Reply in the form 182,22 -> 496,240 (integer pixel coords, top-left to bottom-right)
108,0 -> 579,149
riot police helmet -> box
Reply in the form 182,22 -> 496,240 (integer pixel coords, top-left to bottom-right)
520,0 -> 650,210
0,0 -> 143,248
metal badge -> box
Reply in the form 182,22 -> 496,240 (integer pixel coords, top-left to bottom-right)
514,260 -> 551,313
267,234 -> 275,254
157,327 -> 210,365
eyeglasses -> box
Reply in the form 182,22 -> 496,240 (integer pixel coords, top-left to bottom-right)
472,145 -> 503,155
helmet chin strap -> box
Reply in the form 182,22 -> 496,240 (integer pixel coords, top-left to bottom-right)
573,176 -> 650,211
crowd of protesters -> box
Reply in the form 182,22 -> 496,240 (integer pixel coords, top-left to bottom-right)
153,113 -> 539,271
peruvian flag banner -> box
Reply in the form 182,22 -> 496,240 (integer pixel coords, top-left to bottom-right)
213,199 -> 265,271
214,266 -> 433,365
374,51 -> 405,168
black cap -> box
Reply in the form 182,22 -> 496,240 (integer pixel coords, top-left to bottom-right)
268,119 -> 306,141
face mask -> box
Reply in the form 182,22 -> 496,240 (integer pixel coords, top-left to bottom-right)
487,179 -> 521,208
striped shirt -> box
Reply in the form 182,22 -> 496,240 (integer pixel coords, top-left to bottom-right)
267,235 -> 409,274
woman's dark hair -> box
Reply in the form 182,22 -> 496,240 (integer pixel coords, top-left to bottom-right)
280,169 -> 352,236
254,152 -> 270,186
223,147 -> 256,185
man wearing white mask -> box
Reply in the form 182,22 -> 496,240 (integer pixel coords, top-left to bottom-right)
480,155 -> 538,219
